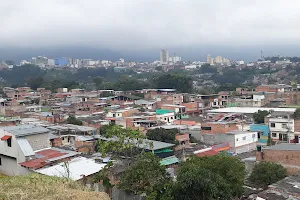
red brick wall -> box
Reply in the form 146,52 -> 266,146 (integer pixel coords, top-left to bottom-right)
51,138 -> 62,147
201,123 -> 238,134
75,141 -> 95,154
294,119 -> 300,132
256,149 -> 300,174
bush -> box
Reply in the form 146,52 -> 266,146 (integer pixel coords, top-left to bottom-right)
249,161 -> 287,188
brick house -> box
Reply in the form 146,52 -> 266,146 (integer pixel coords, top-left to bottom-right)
201,122 -> 239,134
257,143 -> 300,174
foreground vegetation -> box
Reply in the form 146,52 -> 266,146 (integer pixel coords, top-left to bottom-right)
0,174 -> 109,200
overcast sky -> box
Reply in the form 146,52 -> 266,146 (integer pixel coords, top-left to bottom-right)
1,0 -> 300,51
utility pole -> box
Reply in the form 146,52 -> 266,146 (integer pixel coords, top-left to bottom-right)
287,114 -> 291,143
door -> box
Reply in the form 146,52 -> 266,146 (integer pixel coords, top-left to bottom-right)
295,136 -> 299,143
279,133 -> 288,141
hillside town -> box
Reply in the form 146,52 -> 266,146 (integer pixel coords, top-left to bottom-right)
1,78 -> 300,199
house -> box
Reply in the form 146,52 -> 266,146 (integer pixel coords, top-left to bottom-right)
35,156 -> 106,181
160,104 -> 188,119
250,124 -> 270,145
257,143 -> 300,174
256,176 -> 300,199
156,109 -> 176,124
135,99 -> 157,110
0,125 -> 51,175
220,131 -> 258,154
201,121 -> 239,134
266,112 -> 296,143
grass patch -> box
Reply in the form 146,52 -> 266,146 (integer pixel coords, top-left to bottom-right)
0,174 -> 109,200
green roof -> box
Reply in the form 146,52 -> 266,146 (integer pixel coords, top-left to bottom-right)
156,109 -> 174,114
41,107 -> 51,112
160,156 -> 179,166
280,105 -> 300,108
154,148 -> 173,154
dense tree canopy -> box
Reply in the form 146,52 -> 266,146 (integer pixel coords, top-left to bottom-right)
171,155 -> 245,200
199,64 -> 217,74
66,116 -> 83,126
97,125 -> 147,157
249,161 -> 287,188
153,73 -> 193,93
146,128 -> 179,144
118,152 -> 171,200
293,108 -> 300,119
253,110 -> 269,124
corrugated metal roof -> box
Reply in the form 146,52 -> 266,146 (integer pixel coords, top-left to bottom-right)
0,125 -> 49,137
95,135 -> 175,150
160,156 -> 179,166
16,137 -> 35,157
76,136 -> 94,141
35,156 -> 106,181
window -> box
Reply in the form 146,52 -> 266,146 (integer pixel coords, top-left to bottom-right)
62,137 -> 65,140
236,138 -> 239,141
271,123 -> 275,127
170,117 -> 173,120
282,124 -> 287,129
201,127 -> 212,130
7,138 -> 11,147
272,133 -> 277,137
242,136 -> 246,140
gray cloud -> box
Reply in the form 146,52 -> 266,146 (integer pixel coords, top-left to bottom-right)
1,0 -> 300,50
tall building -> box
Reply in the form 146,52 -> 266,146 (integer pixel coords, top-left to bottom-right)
160,49 -> 169,63
169,56 -> 182,63
215,56 -> 223,64
207,55 -> 213,65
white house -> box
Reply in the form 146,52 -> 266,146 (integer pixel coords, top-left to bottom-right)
0,125 -> 51,175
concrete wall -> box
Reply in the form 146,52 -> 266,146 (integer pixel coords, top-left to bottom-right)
26,133 -> 50,151
0,155 -> 31,176
0,130 -> 21,159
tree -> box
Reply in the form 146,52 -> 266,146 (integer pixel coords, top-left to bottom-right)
26,76 -> 45,90
253,110 -> 269,124
171,155 -> 245,200
153,73 -> 193,93
249,161 -> 287,188
199,64 -> 217,74
92,76 -> 103,90
293,108 -> 300,119
66,116 -> 83,126
100,91 -> 114,97
118,152 -> 171,200
97,125 -> 147,157
155,66 -> 163,71
146,128 -> 179,144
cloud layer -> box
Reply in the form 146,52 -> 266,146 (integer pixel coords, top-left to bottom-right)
1,0 -> 300,49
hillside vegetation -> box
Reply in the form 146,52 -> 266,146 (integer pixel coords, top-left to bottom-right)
0,174 -> 109,200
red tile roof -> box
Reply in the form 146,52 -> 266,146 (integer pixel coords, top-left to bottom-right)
1,135 -> 12,140
196,149 -> 218,157
19,149 -> 67,169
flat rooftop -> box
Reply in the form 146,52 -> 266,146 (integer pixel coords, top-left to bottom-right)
208,107 -> 296,114
264,143 -> 300,151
